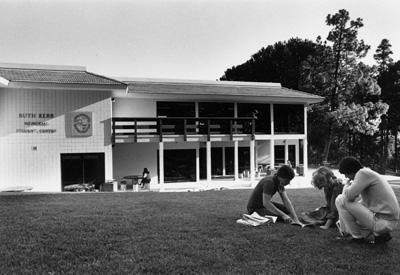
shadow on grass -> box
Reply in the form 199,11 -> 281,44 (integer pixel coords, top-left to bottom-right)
0,189 -> 399,274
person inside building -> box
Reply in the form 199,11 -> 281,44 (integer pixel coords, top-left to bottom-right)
302,166 -> 343,229
247,165 -> 302,224
140,168 -> 151,189
335,157 -> 400,244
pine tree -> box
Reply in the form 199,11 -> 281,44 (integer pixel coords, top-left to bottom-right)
301,9 -> 388,164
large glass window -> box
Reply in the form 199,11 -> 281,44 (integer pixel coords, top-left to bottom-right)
157,102 -> 195,134
237,103 -> 271,134
274,145 -> 285,165
239,147 -> 250,173
273,104 -> 304,133
163,149 -> 196,182
198,102 -> 234,134
157,102 -> 195,117
199,147 -> 235,179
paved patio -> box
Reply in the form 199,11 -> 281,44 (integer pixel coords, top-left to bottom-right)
150,168 -> 400,192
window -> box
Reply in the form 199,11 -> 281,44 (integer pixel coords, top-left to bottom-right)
237,103 -> 271,134
274,104 -> 304,133
157,102 -> 195,134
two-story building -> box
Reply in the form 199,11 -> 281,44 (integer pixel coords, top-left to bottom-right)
0,63 -> 323,192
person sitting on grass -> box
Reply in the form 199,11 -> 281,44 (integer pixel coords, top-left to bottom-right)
247,165 -> 302,224
302,166 -> 343,229
335,156 -> 400,244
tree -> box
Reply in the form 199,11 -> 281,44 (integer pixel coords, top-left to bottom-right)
374,39 -> 394,73
374,39 -> 394,172
301,9 -> 388,164
220,38 -> 319,89
378,61 -> 400,171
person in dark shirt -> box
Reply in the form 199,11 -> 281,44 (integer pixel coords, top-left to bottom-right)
247,165 -> 302,223
140,168 -> 151,189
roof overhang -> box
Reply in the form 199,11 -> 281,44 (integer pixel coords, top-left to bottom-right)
116,78 -> 324,105
3,81 -> 127,91
0,63 -> 128,91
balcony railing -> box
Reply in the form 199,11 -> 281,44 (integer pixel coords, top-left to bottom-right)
112,117 -> 256,144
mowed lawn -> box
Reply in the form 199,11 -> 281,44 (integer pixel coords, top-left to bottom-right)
1,188 -> 400,274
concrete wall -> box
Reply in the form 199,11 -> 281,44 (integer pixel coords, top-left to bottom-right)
112,98 -> 156,117
0,88 -> 112,192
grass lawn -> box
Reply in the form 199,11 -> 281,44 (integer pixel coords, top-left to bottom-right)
1,188 -> 400,274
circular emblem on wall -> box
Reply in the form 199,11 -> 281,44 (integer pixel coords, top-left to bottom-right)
73,114 -> 91,133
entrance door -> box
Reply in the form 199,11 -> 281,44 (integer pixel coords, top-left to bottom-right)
61,153 -> 105,191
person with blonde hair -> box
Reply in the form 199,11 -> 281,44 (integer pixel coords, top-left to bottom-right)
302,166 -> 343,229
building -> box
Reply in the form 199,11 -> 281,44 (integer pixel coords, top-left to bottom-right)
0,63 -> 323,192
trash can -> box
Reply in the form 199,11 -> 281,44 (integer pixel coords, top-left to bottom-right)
101,181 -> 114,192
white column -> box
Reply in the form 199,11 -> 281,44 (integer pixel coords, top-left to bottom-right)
196,147 -> 200,182
158,142 -> 165,190
270,104 -> 275,169
270,103 -> 274,135
234,141 -> 239,181
295,140 -> 300,168
250,139 -> 255,182
303,104 -> 308,176
206,141 -> 212,183
222,146 -> 226,176
284,140 -> 288,164
270,139 -> 275,169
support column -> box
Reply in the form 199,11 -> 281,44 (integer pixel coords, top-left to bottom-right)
284,140 -> 288,165
206,141 -> 212,183
234,141 -> 239,181
295,140 -> 300,168
222,146 -> 226,176
158,142 -> 164,191
303,104 -> 309,176
270,104 -> 275,169
250,139 -> 255,182
270,139 -> 275,170
196,147 -> 200,182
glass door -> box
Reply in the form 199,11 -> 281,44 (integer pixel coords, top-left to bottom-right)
61,153 -> 105,191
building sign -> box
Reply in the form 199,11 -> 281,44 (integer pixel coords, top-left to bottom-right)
16,113 -> 57,134
66,112 -> 93,137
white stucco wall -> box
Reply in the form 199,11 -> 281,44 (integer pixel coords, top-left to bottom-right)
0,88 -> 112,192
112,142 -> 158,183
112,98 -> 156,117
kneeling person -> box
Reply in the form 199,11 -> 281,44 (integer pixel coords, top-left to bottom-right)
247,165 -> 301,223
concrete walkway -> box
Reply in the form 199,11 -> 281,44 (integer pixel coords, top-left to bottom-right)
150,168 -> 400,192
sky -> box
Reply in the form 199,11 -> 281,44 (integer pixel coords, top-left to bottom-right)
0,0 -> 399,80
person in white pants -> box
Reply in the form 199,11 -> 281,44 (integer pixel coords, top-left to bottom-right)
335,157 -> 400,244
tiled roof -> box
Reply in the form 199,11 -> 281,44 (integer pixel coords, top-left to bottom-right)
0,64 -> 125,86
119,78 -> 324,104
